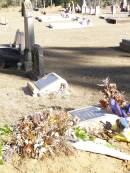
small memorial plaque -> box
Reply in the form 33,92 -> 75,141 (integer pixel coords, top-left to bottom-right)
69,106 -> 106,121
35,73 -> 58,90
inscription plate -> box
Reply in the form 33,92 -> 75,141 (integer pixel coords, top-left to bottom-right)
34,73 -> 58,90
69,106 -> 106,121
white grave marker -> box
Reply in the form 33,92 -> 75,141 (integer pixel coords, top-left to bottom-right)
27,72 -> 68,96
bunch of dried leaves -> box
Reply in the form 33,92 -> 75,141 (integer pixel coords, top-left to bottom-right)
98,77 -> 127,109
12,109 -> 76,159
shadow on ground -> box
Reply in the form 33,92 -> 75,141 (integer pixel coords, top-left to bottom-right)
45,46 -> 130,58
45,46 -> 130,94
0,46 -> 130,95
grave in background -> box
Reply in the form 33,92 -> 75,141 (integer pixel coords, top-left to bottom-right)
99,2 -> 130,24
81,0 -> 101,16
120,39 -> 130,52
106,16 -> 130,24
0,0 -> 44,79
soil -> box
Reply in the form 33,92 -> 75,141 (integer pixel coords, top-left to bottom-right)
0,6 -> 130,173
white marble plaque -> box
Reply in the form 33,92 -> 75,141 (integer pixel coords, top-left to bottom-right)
35,73 -> 58,90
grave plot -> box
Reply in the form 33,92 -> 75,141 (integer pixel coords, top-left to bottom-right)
106,17 -> 130,24
48,19 -> 92,29
1,107 -> 130,163
99,6 -> 130,24
35,13 -> 78,23
98,4 -> 130,24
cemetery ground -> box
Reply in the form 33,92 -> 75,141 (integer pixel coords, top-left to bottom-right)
1,6 -> 130,173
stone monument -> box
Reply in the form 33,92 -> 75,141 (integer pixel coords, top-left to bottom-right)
22,0 -> 35,72
95,6 -> 100,16
12,29 -> 25,55
0,0 -> 44,78
120,39 -> 130,52
22,0 -> 44,78
32,44 -> 44,79
111,5 -> 116,16
82,0 -> 87,14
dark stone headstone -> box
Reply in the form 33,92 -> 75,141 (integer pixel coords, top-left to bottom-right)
0,45 -> 24,68
120,39 -> 130,52
32,44 -> 44,79
69,106 -> 106,122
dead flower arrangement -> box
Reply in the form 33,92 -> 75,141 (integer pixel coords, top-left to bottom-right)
98,77 -> 130,118
9,109 -> 77,160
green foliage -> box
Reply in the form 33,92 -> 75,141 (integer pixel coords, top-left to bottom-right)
75,127 -> 96,141
0,0 -> 12,8
101,0 -> 121,7
102,0 -> 112,7
75,127 -> 90,141
0,0 -> 121,8
0,125 -> 12,165
0,144 -> 4,165
0,125 -> 12,135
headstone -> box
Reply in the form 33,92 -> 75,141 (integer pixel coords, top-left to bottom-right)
27,72 -> 68,96
82,0 -> 87,13
71,1 -> 75,13
90,7 -> 95,14
67,3 -> 71,13
86,7 -> 90,13
111,5 -> 116,16
22,0 -> 35,71
128,4 -> 130,15
0,46 -> 24,68
123,0 -> 128,11
120,39 -> 130,52
95,6 -> 100,16
128,0 -> 130,14
33,0 -> 38,10
69,106 -> 119,130
75,4 -> 81,13
32,44 -> 44,79
21,0 -> 44,78
69,106 -> 106,121
12,29 -> 25,55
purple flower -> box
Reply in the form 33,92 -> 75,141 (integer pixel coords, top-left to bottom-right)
110,98 -> 128,118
